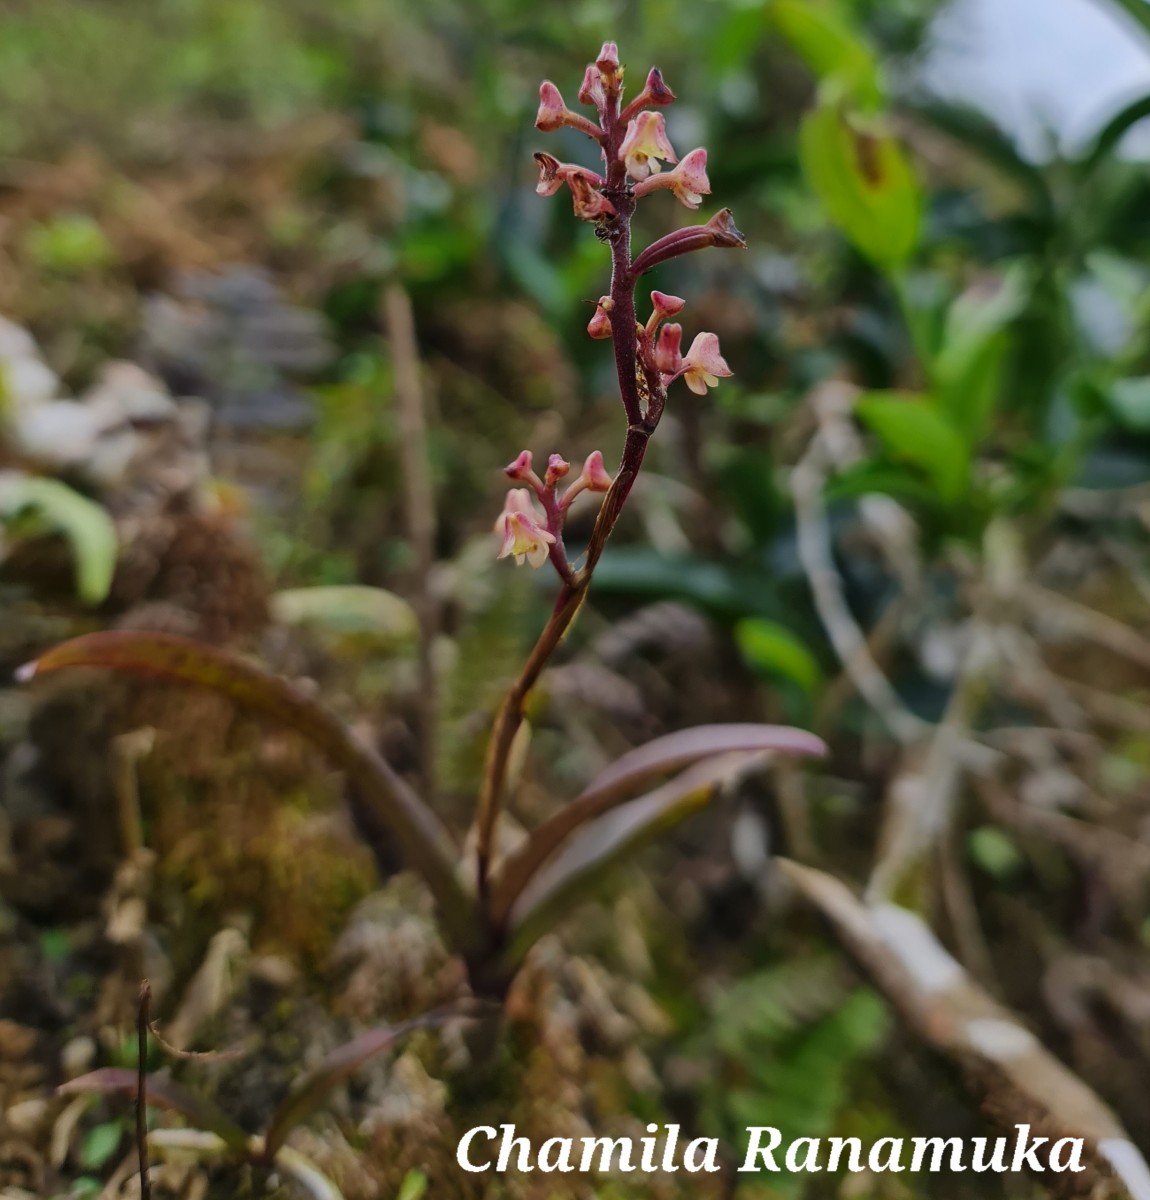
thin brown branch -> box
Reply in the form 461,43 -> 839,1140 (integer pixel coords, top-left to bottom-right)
791,408 -> 928,745
136,981 -> 151,1200
779,858 -> 1150,1198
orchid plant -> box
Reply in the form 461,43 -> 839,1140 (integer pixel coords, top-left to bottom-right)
17,43 -> 824,1004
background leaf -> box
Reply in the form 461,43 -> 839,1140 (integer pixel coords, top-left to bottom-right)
19,632 -> 479,951
855,392 -> 970,503
799,97 -> 922,272
0,472 -> 117,604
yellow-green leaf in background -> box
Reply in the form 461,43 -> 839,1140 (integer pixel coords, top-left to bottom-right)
271,585 -> 419,652
0,472 -> 117,604
934,265 -> 1031,443
769,0 -> 883,108
799,97 -> 922,273
736,618 -> 824,696
855,392 -> 969,504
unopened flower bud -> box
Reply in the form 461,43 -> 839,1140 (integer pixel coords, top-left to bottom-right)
545,454 -> 571,486
620,67 -> 676,123
505,449 -> 545,492
651,291 -> 685,319
536,82 -> 568,132
535,80 -> 605,141
579,450 -> 613,492
587,296 -> 614,339
630,207 -> 747,276
596,42 -> 620,74
645,291 -> 686,337
642,67 -> 675,106
655,323 -> 684,375
561,449 -> 614,508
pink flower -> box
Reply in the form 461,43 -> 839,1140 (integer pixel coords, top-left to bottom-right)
533,153 -> 603,198
632,147 -> 711,209
578,63 -> 606,108
535,81 -> 604,142
596,42 -> 620,74
618,112 -> 677,181
654,323 -> 683,375
495,489 -> 556,567
587,296 -> 614,339
645,291 -> 685,338
568,173 -> 616,221
679,332 -> 732,395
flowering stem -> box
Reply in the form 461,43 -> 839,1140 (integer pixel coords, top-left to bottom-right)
474,81 -> 664,903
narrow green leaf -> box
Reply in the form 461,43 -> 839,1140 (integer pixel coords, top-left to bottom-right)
1100,0 -> 1150,45
1080,92 -> 1150,174
855,392 -> 970,504
79,1122 -> 123,1170
934,266 -> 1031,442
18,632 -> 479,952
1108,376 -> 1150,432
736,619 -> 824,696
396,1169 -> 429,1200
0,473 -> 117,604
799,98 -> 921,272
271,586 -> 419,649
58,1069 -> 250,1151
490,724 -> 826,925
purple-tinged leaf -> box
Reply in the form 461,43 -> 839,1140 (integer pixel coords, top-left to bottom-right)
58,1069 -> 249,1151
490,723 -> 825,924
503,752 -> 768,962
18,632 -> 480,952
263,1016 -> 435,1159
